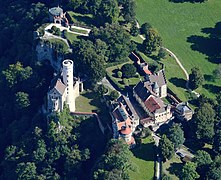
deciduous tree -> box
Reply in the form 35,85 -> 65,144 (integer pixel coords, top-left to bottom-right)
189,67 -> 204,90
193,103 -> 215,143
2,62 -> 32,87
143,28 -> 162,55
15,92 -> 30,109
181,162 -> 199,180
167,124 -> 185,149
159,134 -> 174,160
121,64 -> 136,78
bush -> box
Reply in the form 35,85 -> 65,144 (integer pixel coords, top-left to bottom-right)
121,64 -> 136,78
122,78 -> 129,86
63,30 -> 68,39
109,90 -> 119,100
140,22 -> 152,35
130,21 -> 139,36
117,71 -> 122,78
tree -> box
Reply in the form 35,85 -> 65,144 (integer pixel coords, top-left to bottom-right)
2,62 -> 33,87
193,103 -> 215,143
181,162 -> 199,180
158,47 -> 167,60
72,39 -> 106,85
140,22 -> 152,35
189,67 -> 204,90
15,92 -> 30,109
32,139 -> 47,163
90,23 -> 133,63
95,84 -> 108,97
213,129 -> 221,153
207,156 -> 221,180
130,21 -> 139,36
143,28 -> 162,55
16,162 -> 37,180
167,124 -> 185,149
120,0 -> 136,23
95,0 -> 119,26
194,150 -> 212,177
121,64 -> 136,78
212,64 -> 221,79
109,90 -> 119,100
117,70 -> 122,78
207,166 -> 221,180
93,139 -> 134,179
159,134 -> 174,160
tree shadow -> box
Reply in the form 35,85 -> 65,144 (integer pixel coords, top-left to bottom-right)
167,162 -> 183,178
204,74 -> 215,82
187,22 -> 221,64
76,117 -> 107,179
169,77 -> 186,88
131,141 -> 155,161
203,84 -> 221,94
169,0 -> 207,3
112,69 -> 119,78
68,12 -> 95,27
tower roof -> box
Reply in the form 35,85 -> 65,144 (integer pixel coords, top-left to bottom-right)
49,6 -> 63,16
153,82 -> 159,89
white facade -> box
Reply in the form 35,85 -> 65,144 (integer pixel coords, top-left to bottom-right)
160,84 -> 167,98
47,59 -> 82,113
62,60 -> 75,112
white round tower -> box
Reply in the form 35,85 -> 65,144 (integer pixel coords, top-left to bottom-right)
62,59 -> 75,112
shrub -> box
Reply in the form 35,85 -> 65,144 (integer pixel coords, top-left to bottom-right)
121,64 -> 136,78
117,71 -> 122,78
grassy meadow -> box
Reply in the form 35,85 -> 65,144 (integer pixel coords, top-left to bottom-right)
129,136 -> 155,180
136,0 -> 221,99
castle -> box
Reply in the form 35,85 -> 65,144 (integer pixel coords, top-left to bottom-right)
133,69 -> 172,124
47,59 -> 83,113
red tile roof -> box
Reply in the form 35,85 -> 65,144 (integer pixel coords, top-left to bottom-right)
117,119 -> 131,131
144,96 -> 161,113
121,127 -> 132,135
143,66 -> 152,75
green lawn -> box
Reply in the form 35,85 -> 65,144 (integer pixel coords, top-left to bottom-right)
75,90 -> 100,112
70,27 -> 88,34
67,11 -> 94,27
65,32 -> 79,43
106,59 -> 141,90
163,155 -> 183,180
136,0 -> 221,99
129,136 -> 155,180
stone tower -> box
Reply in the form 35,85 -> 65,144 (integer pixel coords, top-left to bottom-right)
62,59 -> 75,112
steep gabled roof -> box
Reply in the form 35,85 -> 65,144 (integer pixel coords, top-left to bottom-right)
144,96 -> 161,113
117,95 -> 139,119
134,81 -> 152,101
49,78 -> 66,95
148,69 -> 167,87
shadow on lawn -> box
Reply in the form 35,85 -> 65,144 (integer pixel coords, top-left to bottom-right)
203,84 -> 221,94
132,141 -> 155,161
204,74 -> 215,82
187,22 -> 221,64
82,91 -> 101,109
169,77 -> 186,88
167,162 -> 183,178
72,14 -> 95,27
